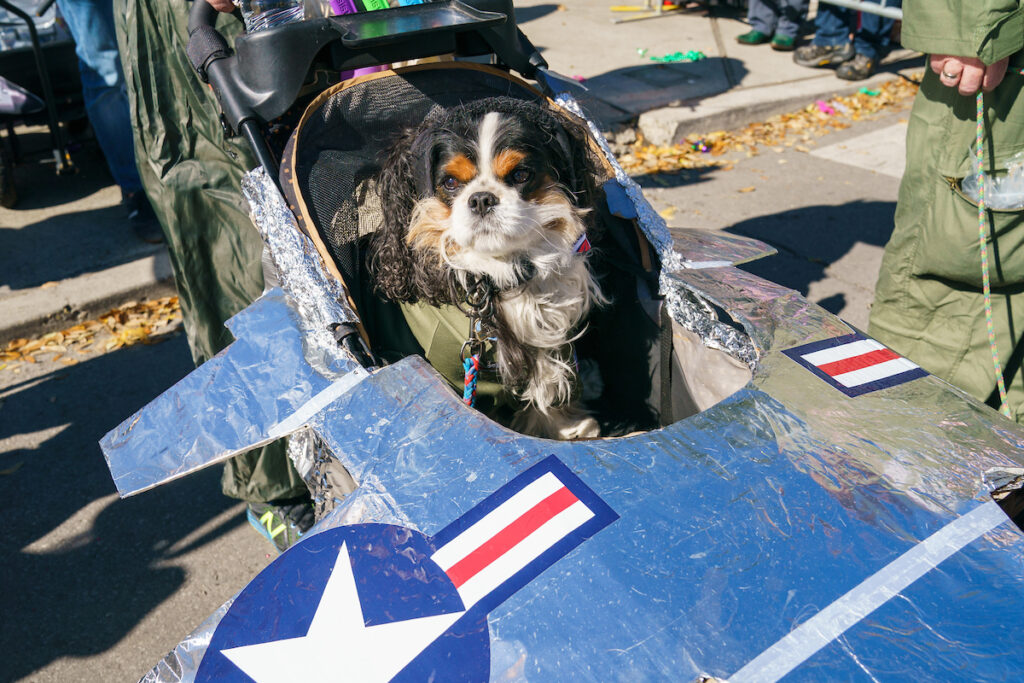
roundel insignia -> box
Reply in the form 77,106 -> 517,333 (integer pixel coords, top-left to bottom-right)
196,455 -> 618,682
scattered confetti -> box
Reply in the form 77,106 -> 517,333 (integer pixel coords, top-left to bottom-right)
617,74 -> 920,177
816,100 -> 836,115
859,87 -> 880,96
637,48 -> 648,57
572,75 -> 586,83
659,206 -> 678,219
650,50 -> 706,63
1,296 -> 183,369
738,186 -> 756,193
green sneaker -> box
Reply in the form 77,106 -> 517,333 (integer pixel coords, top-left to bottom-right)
770,35 -> 796,52
736,29 -> 770,45
247,496 -> 315,553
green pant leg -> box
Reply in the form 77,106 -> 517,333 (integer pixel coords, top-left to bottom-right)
115,0 -> 305,502
872,71 -> 1024,423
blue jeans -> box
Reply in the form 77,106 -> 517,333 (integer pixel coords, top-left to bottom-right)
746,0 -> 809,39
811,0 -> 901,61
57,0 -> 142,194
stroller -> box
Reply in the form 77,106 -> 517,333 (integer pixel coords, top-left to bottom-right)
186,0 -> 753,440
106,2 -> 1024,681
0,0 -> 78,206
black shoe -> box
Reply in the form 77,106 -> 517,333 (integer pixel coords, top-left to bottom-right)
123,191 -> 163,244
836,53 -> 877,81
247,496 -> 316,553
793,42 -> 855,68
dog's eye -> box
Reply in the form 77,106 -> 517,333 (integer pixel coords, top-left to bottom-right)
442,176 -> 460,192
510,168 -> 533,185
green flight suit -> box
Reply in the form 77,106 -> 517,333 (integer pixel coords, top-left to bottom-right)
869,0 -> 1024,420
114,1 -> 305,501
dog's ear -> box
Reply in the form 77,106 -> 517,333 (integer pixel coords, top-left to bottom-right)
370,126 -> 434,303
547,112 -> 599,211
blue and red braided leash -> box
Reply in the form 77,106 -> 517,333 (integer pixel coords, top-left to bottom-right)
463,354 -> 480,406
461,232 -> 592,409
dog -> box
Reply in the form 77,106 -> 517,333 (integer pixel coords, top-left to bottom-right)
368,97 -> 606,440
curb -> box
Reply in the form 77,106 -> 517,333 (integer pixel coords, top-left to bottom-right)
636,60 -> 923,146
0,251 -> 177,344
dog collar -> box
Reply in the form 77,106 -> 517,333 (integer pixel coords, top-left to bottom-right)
573,233 -> 592,254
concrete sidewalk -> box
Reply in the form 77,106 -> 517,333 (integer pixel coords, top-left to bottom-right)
0,0 -> 922,343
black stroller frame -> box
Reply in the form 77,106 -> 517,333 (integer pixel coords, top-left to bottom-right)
185,0 -> 716,435
0,0 -> 75,196
186,0 -> 555,182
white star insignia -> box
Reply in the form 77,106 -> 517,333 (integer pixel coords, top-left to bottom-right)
221,542 -> 465,683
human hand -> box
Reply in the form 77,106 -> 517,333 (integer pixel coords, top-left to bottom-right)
206,0 -> 236,12
930,54 -> 1009,95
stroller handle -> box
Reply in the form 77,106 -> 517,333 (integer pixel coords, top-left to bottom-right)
186,0 -> 549,141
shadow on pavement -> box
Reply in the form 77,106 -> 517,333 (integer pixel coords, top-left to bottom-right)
582,58 -> 751,120
517,3 -> 561,23
0,334 -> 244,681
0,132 -> 162,291
634,166 -> 720,189
727,199 -> 896,301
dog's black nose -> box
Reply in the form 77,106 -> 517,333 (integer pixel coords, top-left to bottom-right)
468,192 -> 499,216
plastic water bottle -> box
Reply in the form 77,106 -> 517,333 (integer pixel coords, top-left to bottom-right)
961,150 -> 1024,210
238,0 -> 304,32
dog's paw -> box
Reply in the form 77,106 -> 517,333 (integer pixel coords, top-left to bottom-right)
556,415 -> 601,441
513,404 -> 600,440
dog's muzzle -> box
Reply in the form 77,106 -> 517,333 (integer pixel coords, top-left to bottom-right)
468,192 -> 499,216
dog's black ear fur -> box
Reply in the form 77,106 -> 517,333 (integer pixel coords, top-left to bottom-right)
369,126 -> 432,303
517,102 -> 601,234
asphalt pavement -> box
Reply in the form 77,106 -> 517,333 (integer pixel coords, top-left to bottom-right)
0,1 -> 921,680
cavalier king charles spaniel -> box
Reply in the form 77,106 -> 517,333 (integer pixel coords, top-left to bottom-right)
369,97 -> 606,440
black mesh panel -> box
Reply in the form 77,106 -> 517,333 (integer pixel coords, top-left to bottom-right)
285,66 -> 543,302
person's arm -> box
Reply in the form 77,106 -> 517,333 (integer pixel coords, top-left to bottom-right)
903,0 -> 1021,94
207,0 -> 235,13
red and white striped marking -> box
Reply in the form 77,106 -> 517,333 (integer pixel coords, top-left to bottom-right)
799,338 -> 919,389
431,471 -> 595,609
573,233 -> 592,254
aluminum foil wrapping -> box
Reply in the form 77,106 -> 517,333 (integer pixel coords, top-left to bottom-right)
240,166 -> 358,379
165,347 -> 1024,682
121,90 -> 1024,683
556,93 -> 762,368
556,92 -> 683,274
102,172 -> 367,497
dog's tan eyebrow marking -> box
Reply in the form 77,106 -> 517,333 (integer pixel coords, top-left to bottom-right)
444,155 -> 477,183
493,149 -> 526,178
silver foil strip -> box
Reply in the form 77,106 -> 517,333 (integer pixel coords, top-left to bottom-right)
241,166 -> 359,379
555,92 -> 684,274
669,227 -> 777,267
103,170 -> 370,497
139,600 -> 232,683
554,93 -> 760,369
101,288 -> 367,497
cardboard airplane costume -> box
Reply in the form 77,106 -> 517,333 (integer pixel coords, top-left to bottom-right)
104,2 -> 1024,681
